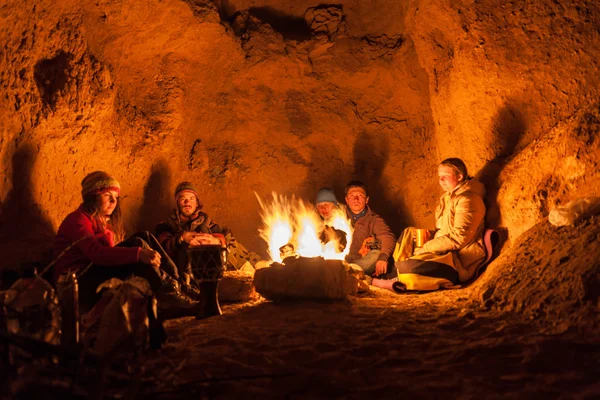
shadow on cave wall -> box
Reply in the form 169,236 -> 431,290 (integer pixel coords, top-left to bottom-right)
0,143 -> 55,268
220,0 -> 313,42
247,7 -> 312,41
477,103 -> 527,232
299,132 -> 409,237
350,132 -> 410,236
303,145 -> 345,206
34,51 -> 73,113
135,160 -> 173,235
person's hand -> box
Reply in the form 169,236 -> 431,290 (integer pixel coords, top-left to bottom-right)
196,233 -> 221,245
140,248 -> 161,267
189,236 -> 202,247
359,237 -> 374,257
413,247 -> 425,256
181,231 -> 196,244
374,260 -> 387,276
189,233 -> 221,247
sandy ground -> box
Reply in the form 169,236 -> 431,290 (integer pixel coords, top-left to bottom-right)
135,216 -> 600,399
4,217 -> 600,399
136,288 -> 600,399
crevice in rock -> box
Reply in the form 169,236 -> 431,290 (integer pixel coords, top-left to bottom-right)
181,0 -> 221,21
33,50 -> 73,112
228,6 -> 312,42
305,5 -> 344,41
361,34 -> 404,51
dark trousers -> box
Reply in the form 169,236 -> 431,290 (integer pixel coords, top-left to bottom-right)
77,231 -> 174,311
174,242 -> 193,280
380,259 -> 459,284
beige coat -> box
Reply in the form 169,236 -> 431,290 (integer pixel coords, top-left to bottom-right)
421,178 -> 486,282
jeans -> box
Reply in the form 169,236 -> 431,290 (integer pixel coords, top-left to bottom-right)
349,250 -> 394,276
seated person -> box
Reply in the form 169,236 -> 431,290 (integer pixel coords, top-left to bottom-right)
53,171 -> 198,320
315,187 -> 340,223
382,158 -> 486,290
343,181 -> 396,276
156,181 -> 225,283
315,187 -> 347,252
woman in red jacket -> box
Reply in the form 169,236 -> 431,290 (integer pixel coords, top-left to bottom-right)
53,171 -> 197,319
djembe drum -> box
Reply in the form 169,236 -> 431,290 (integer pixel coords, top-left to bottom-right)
187,244 -> 226,319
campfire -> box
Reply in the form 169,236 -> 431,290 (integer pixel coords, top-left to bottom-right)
257,193 -> 353,264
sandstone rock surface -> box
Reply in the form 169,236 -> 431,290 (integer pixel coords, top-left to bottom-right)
2,1 -> 600,397
218,269 -> 258,302
0,0 -> 598,346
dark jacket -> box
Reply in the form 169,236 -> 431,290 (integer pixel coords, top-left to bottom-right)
53,206 -> 139,280
156,209 -> 222,259
346,206 -> 396,263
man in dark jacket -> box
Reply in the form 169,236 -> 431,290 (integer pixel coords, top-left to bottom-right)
156,182 -> 225,295
344,181 -> 396,276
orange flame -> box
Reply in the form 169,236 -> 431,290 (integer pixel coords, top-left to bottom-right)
257,192 -> 353,263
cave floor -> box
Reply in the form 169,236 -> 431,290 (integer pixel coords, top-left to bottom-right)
138,288 -> 600,399
7,218 -> 600,398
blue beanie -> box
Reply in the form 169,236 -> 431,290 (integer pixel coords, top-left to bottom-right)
316,187 -> 338,205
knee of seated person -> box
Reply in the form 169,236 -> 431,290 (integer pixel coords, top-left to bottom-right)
135,263 -> 162,281
399,226 -> 415,234
361,264 -> 375,276
137,230 -> 154,241
395,259 -> 420,274
130,236 -> 150,249
364,249 -> 381,258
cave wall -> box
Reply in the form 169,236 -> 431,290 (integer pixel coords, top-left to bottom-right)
0,0 -> 436,265
403,0 -> 600,238
1,0 -> 599,266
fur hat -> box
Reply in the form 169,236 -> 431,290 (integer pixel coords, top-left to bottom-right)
81,171 -> 120,199
316,187 -> 338,205
174,181 -> 202,208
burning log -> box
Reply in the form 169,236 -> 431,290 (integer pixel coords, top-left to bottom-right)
253,257 -> 359,300
279,243 -> 297,260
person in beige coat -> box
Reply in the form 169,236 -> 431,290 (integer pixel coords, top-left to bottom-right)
382,158 -> 486,290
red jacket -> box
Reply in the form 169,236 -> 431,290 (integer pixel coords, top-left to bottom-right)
53,206 -> 140,279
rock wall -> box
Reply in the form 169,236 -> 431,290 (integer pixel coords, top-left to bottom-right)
404,0 -> 600,235
1,0 -> 599,267
471,215 -> 600,334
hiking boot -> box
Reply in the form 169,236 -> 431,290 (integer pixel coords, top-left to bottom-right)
181,284 -> 202,301
187,276 -> 203,291
161,275 -> 181,292
392,281 -> 407,293
156,284 -> 200,320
